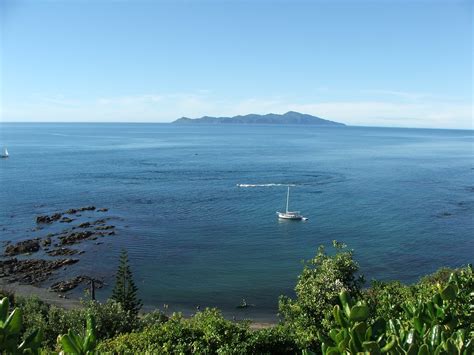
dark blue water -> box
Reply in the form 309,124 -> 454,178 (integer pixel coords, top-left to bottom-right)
0,123 -> 473,320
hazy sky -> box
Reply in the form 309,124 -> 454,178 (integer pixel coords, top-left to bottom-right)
1,0 -> 472,128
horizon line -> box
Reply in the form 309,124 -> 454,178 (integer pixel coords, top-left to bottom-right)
0,121 -> 472,131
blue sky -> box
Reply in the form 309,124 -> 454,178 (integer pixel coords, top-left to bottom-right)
0,0 -> 472,128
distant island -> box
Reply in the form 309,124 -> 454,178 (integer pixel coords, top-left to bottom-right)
172,111 -> 345,126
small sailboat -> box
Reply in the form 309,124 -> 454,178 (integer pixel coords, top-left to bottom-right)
276,185 -> 307,220
0,148 -> 8,159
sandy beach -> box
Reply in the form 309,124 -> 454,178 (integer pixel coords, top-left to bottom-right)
0,279 -> 82,309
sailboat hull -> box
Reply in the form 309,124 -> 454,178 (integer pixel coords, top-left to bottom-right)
276,211 -> 303,220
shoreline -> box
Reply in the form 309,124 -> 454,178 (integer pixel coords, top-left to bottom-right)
0,279 -> 81,309
0,279 -> 275,329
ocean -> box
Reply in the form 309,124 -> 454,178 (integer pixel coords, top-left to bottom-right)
0,123 -> 473,321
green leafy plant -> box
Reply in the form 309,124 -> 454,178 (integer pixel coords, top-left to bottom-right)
320,267 -> 473,355
0,297 -> 43,354
57,314 -> 97,355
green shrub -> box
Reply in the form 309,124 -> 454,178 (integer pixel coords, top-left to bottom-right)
15,296 -> 50,342
279,241 -> 364,349
363,280 -> 414,321
98,308 -> 250,353
12,298 -> 134,350
245,323 -> 299,354
138,309 -> 169,330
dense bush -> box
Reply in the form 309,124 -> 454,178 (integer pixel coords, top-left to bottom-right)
279,241 -> 364,349
363,280 -> 415,321
12,297 -> 136,350
98,309 -> 250,353
245,324 -> 299,354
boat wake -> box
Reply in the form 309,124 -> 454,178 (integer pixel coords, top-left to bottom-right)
236,183 -> 296,188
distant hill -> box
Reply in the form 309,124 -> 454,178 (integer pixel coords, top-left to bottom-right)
172,111 -> 345,126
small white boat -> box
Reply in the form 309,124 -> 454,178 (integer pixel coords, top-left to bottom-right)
276,185 -> 307,220
0,148 -> 8,158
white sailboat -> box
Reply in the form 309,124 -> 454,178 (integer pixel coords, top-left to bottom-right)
276,185 -> 307,220
1,148 -> 8,158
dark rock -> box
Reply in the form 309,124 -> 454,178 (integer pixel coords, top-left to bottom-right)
58,231 -> 94,245
42,237 -> 52,247
47,247 -> 79,256
0,258 -> 79,285
36,215 -> 50,223
60,217 -> 74,223
36,213 -> 62,224
65,208 -> 78,214
50,276 -> 103,293
97,208 -> 108,212
77,222 -> 91,229
5,239 -> 41,256
51,213 -> 62,221
79,206 -> 96,211
95,225 -> 114,230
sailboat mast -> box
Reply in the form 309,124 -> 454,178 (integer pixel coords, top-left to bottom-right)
286,185 -> 290,213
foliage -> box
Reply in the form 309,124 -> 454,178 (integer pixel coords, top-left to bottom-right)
279,241 -> 364,349
16,296 -> 50,342
138,309 -> 169,329
13,298 -> 133,350
363,280 -> 414,321
0,297 -> 43,354
57,314 -> 97,355
98,308 -> 250,353
111,249 -> 142,319
319,266 -> 474,354
245,323 -> 299,354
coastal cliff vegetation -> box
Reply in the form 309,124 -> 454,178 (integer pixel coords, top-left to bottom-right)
0,242 -> 472,354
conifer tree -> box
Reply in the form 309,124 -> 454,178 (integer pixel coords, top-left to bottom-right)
111,249 -> 142,317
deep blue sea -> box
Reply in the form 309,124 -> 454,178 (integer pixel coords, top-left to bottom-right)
0,123 -> 473,321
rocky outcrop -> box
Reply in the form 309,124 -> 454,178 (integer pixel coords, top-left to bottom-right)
36,213 -> 62,224
36,206 -> 99,223
95,225 -> 114,230
65,206 -> 96,214
1,206 -> 115,289
60,217 -> 74,223
47,247 -> 79,256
5,239 -> 40,256
0,258 -> 79,284
58,231 -> 94,245
50,276 -> 103,293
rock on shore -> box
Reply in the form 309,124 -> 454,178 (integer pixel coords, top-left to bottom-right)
0,258 -> 79,284
5,239 -> 41,256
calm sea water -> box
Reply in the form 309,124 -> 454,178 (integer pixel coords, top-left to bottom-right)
0,123 -> 473,321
